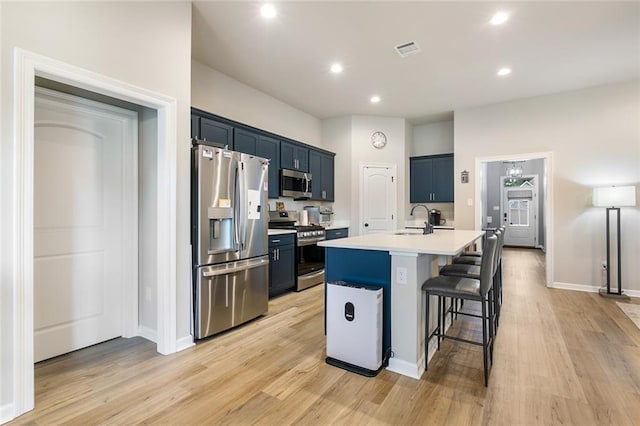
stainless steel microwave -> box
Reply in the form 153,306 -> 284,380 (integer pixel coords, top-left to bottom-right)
280,169 -> 312,199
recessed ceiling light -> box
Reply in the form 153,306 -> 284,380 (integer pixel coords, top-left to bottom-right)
330,63 -> 343,74
490,11 -> 509,26
370,95 -> 381,104
497,67 -> 512,76
261,4 -> 277,19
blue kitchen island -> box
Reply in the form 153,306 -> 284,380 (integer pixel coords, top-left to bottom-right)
319,229 -> 484,379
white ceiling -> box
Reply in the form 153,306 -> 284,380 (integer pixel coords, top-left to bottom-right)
192,1 -> 640,124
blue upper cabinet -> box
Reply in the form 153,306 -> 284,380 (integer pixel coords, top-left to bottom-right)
200,117 -> 233,149
233,128 -> 259,155
191,108 -> 334,200
309,150 -> 335,201
257,135 -> 280,199
410,154 -> 454,203
280,140 -> 309,172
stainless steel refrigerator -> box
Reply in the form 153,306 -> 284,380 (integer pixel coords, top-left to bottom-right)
191,141 -> 269,339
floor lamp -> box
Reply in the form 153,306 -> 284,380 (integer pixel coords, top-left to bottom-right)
593,185 -> 636,300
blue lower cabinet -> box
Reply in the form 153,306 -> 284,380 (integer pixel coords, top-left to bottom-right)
269,234 -> 295,297
325,228 -> 348,240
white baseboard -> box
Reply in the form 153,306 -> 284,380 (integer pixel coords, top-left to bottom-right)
137,325 -> 157,343
387,357 -> 423,379
176,335 -> 195,352
625,289 -> 640,298
551,282 -> 640,298
550,282 -> 600,293
1,402 -> 15,424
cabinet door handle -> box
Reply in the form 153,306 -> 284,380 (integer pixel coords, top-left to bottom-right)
322,190 -> 326,199
277,248 -> 280,260
271,239 -> 280,243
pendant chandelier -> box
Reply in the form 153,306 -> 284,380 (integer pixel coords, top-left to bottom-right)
505,161 -> 523,183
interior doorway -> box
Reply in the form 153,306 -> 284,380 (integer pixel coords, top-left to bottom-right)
475,152 -> 553,286
12,48 -> 179,418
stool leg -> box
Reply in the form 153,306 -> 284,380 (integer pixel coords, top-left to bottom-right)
494,272 -> 501,331
425,293 -> 430,371
481,296 -> 488,387
488,291 -> 494,365
437,295 -> 441,351
450,297 -> 454,325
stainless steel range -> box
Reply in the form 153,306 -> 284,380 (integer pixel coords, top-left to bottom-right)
269,211 -> 326,291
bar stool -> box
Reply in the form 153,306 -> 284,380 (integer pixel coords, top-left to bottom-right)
452,227 -> 500,262
440,229 -> 503,331
422,234 -> 498,386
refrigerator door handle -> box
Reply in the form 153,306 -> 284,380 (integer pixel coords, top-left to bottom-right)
233,164 -> 241,251
202,256 -> 269,277
239,161 -> 247,251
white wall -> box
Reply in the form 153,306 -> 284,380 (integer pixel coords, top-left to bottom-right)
322,116 -> 353,225
322,115 -> 408,233
192,60 -> 322,148
1,2 -> 192,418
454,80 -> 640,291
411,120 -> 454,156
351,116 -> 408,234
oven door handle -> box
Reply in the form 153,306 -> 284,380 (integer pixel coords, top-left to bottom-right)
297,237 -> 325,247
300,270 -> 324,280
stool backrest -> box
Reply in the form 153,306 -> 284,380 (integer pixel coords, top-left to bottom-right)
496,226 -> 505,263
480,234 -> 498,296
492,229 -> 502,273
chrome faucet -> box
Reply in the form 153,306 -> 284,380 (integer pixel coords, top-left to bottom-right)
410,204 -> 433,234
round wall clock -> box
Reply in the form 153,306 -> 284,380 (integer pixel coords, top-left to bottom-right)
371,131 -> 387,149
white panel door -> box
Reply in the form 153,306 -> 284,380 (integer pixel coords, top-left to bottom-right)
34,88 -> 134,362
362,165 -> 396,234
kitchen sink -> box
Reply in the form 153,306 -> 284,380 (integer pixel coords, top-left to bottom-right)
394,231 -> 424,236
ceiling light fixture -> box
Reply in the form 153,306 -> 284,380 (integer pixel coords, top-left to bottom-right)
497,67 -> 512,76
330,63 -> 343,74
504,161 -> 524,183
490,11 -> 509,26
260,4 -> 277,19
370,95 -> 381,104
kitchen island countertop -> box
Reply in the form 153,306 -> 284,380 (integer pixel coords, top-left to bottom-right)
318,229 -> 482,256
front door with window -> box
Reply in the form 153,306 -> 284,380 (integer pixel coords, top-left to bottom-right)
501,176 -> 538,247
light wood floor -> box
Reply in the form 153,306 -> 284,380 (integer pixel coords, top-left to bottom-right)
10,248 -> 640,425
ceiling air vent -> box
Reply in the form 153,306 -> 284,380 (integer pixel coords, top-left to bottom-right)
395,41 -> 420,58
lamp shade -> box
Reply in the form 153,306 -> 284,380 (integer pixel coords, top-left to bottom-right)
593,185 -> 636,207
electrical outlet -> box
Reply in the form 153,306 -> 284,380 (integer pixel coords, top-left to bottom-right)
396,267 -> 408,285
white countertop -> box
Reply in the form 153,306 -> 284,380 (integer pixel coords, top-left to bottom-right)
405,219 -> 454,229
268,229 -> 297,236
318,229 -> 484,256
405,225 -> 455,230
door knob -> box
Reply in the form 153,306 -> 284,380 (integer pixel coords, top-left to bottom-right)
364,223 -> 369,227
